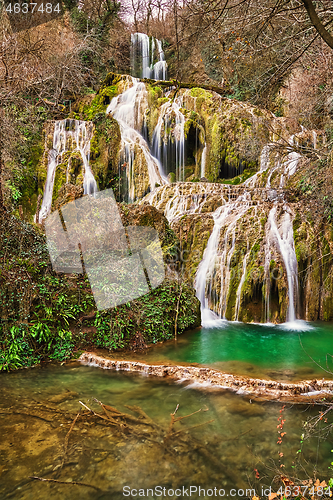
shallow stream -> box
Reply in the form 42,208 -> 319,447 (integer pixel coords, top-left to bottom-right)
1,362 -> 332,499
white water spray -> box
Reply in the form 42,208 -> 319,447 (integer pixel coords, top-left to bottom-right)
266,204 -> 298,322
107,77 -> 167,200
38,120 -> 97,222
131,33 -> 167,81
201,144 -> 207,178
151,96 -> 186,181
194,192 -> 252,325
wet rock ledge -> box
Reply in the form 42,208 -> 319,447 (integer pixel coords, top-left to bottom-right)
79,353 -> 333,402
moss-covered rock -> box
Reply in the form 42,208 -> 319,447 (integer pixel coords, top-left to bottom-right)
89,115 -> 121,194
0,201 -> 200,369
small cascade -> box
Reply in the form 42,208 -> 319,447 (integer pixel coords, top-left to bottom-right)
234,242 -> 250,321
106,77 -> 167,202
194,192 -> 252,323
151,96 -> 186,181
75,121 -> 97,196
201,144 -> 207,178
131,33 -> 167,81
154,39 -> 167,81
144,182 -> 231,222
246,129 -> 319,190
279,135 -> 301,188
38,120 -> 97,222
265,204 -> 299,322
244,144 -> 271,188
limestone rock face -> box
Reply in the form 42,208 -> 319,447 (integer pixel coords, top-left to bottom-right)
33,75 -> 333,325
119,201 -> 178,255
144,179 -> 333,324
53,184 -> 84,210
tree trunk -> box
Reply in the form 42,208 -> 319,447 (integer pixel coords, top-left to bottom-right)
301,0 -> 333,49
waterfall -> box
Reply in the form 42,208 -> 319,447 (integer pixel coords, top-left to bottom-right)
151,96 -> 186,181
193,191 -> 299,325
194,191 -> 252,326
131,33 -> 167,81
244,144 -> 271,188
265,204 -> 299,323
38,119 -> 97,222
154,39 -> 167,81
245,129 -> 318,191
106,77 -> 167,201
234,242 -> 250,321
201,144 -> 207,178
74,121 -> 97,196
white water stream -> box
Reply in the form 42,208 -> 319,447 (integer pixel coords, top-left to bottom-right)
106,77 -> 167,200
38,120 -> 97,222
151,96 -> 186,182
266,204 -> 299,322
131,33 -> 167,81
201,144 -> 207,178
194,191 -> 252,325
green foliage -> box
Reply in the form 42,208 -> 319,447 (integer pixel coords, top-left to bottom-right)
0,321 -> 74,370
218,168 -> 254,185
49,329 -> 74,361
77,281 -> 200,352
30,322 -> 52,346
0,325 -> 38,371
298,177 -> 314,194
3,103 -> 48,211
5,181 -> 22,202
0,213 -> 97,368
69,4 -> 120,40
0,196 -> 199,366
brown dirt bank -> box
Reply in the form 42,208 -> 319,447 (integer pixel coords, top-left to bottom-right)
79,352 -> 333,403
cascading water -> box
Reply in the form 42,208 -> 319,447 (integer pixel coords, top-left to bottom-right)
151,96 -> 186,181
244,144 -> 271,188
279,135 -> 301,188
201,144 -> 207,178
265,204 -> 299,322
106,77 -> 167,202
146,135 -> 304,325
235,242 -> 250,321
144,182 -> 234,222
194,191 -> 252,326
154,38 -> 167,81
38,119 -> 97,222
131,33 -> 167,81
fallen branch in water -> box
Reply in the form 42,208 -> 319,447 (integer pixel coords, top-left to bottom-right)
29,476 -> 101,491
167,404 -> 210,437
0,410 -> 53,422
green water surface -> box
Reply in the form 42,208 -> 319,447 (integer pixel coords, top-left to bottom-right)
123,321 -> 333,381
